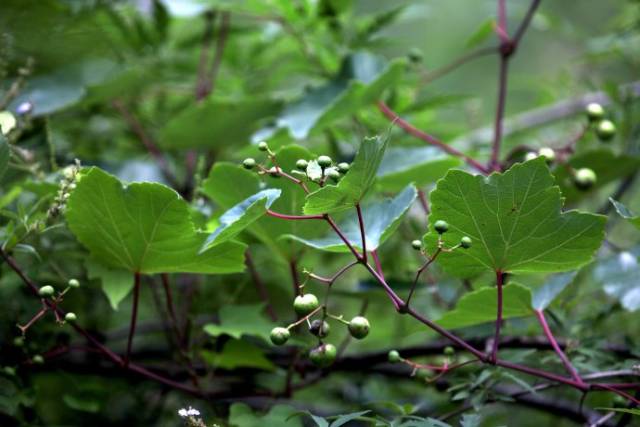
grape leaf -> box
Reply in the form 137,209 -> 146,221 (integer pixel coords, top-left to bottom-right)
201,189 -> 281,251
277,52 -> 405,139
85,258 -> 132,310
425,158 -> 606,277
160,98 -> 280,149
376,146 -> 462,192
66,167 -> 246,274
288,185 -> 416,252
593,249 -> 640,311
610,198 -> 640,230
304,135 -> 389,215
203,304 -> 276,341
437,283 -> 533,329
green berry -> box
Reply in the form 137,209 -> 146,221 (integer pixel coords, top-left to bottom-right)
68,279 -> 80,288
574,168 -> 597,190
337,162 -> 350,174
524,152 -> 538,162
411,240 -> 422,250
65,312 -> 77,322
270,327 -> 290,346
434,220 -> 449,234
317,155 -> 332,168
309,343 -> 337,368
38,285 -> 55,297
293,294 -> 319,316
415,368 -> 429,380
460,236 -> 472,249
13,337 -> 24,347
3,366 -> 16,376
268,167 -> 281,178
309,319 -> 330,338
326,168 -> 341,182
32,355 -> 44,365
242,158 -> 256,170
258,141 -> 269,151
388,350 -> 401,363
348,316 -> 370,340
296,159 -> 308,170
596,119 -> 616,142
408,47 -> 423,63
537,147 -> 555,163
444,346 -> 455,356
585,102 -> 605,122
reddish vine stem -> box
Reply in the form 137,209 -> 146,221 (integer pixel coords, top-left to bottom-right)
371,250 -> 385,279
160,273 -> 181,342
323,215 -> 364,262
535,309 -> 585,386
124,272 -> 141,368
491,270 -> 505,363
266,210 -> 324,220
355,204 -> 367,263
406,247 -> 442,307
377,101 -> 491,175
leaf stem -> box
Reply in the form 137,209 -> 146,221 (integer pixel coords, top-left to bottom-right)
124,272 -> 141,368
355,204 -> 367,263
266,210 -> 324,220
535,309 -> 585,386
491,270 -> 504,363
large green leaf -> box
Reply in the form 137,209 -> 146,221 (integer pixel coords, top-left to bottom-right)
202,189 -> 281,251
303,136 -> 389,215
610,198 -> 640,230
159,98 -> 280,149
66,167 -> 246,274
593,249 -> 640,311
85,258 -> 133,310
376,146 -> 462,192
203,304 -> 276,341
277,52 -> 405,139
425,158 -> 606,277
288,185 -> 416,253
437,283 -> 533,329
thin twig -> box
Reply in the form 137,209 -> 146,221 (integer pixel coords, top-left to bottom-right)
124,272 -> 141,368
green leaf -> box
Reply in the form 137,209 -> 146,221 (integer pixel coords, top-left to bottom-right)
610,198 -> 640,230
289,411 -> 329,427
460,413 -> 482,427
201,162 -> 262,208
425,158 -> 606,277
289,185 -> 416,252
62,394 -> 100,413
277,52 -> 405,139
531,272 -> 577,310
0,134 -> 10,182
202,189 -> 281,251
465,18 -> 495,48
437,283 -> 533,329
376,146 -> 462,192
202,339 -> 275,371
229,403 -> 302,427
66,167 -> 246,274
304,135 -> 389,215
330,411 -> 371,427
85,258 -> 133,310
0,111 -> 16,135
160,98 -> 280,149
593,249 -> 640,311
203,304 -> 276,341
595,408 -> 640,417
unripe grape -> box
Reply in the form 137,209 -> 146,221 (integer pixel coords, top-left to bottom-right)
573,168 -> 597,190
444,346 -> 455,356
595,119 -> 616,142
388,350 -> 401,363
308,319 -> 330,338
270,327 -> 290,346
38,286 -> 55,297
293,294 -> 319,316
32,355 -> 44,365
460,236 -> 472,249
309,343 -> 337,368
317,155 -> 332,168
537,147 -> 555,163
68,279 -> 80,288
326,168 -> 341,182
337,162 -> 350,173
585,102 -> 605,122
434,220 -> 449,234
296,159 -> 308,170
242,158 -> 256,170
65,312 -> 77,322
411,240 -> 422,250
258,141 -> 269,151
524,152 -> 538,162
348,316 -> 370,340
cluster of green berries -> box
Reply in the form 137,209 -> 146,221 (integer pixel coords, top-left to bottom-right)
37,279 -> 80,324
269,292 -> 371,368
585,103 -> 616,141
410,221 -> 472,250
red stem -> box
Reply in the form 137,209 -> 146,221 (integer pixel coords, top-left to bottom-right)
324,215 -> 364,261
377,101 -> 491,175
355,204 -> 367,262
266,210 -> 324,220
490,58 -> 509,172
371,250 -> 385,279
124,272 -> 141,368
491,270 -> 504,362
535,309 -> 585,386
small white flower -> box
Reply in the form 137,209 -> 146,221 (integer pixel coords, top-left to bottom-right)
178,408 -> 188,418
618,251 -> 638,270
187,407 -> 200,416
